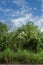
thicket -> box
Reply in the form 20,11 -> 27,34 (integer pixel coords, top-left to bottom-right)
0,22 -> 43,64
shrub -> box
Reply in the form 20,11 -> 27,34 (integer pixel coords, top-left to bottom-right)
1,48 -> 14,63
28,38 -> 41,53
14,49 -> 43,64
0,52 -> 3,63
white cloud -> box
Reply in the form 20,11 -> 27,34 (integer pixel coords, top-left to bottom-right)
0,7 -> 14,12
0,0 -> 32,18
12,0 -> 31,13
11,12 -> 43,32
34,7 -> 37,10
12,7 -> 32,17
11,13 -> 40,27
0,0 -> 32,17
0,7 -> 15,16
41,28 -> 43,32
12,0 -> 27,6
0,20 -> 5,22
11,13 -> 32,27
37,17 -> 43,32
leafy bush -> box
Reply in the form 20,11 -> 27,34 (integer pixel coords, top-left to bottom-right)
15,49 -> 43,64
1,48 -> 14,63
28,38 -> 41,53
0,22 -> 43,64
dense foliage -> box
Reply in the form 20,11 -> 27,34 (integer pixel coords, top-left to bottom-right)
0,22 -> 43,64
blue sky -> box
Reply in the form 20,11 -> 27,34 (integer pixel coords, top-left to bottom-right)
0,0 -> 43,31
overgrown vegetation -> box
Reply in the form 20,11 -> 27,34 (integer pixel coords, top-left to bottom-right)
0,22 -> 43,64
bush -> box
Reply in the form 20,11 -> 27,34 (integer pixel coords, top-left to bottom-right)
14,49 -> 43,64
28,38 -> 41,53
1,48 -> 14,63
0,22 -> 43,64
0,52 -> 3,63
0,49 -> 43,64
14,49 -> 29,63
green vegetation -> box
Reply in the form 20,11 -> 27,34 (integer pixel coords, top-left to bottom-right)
0,22 -> 43,64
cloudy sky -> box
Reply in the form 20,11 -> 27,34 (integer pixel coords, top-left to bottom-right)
0,0 -> 43,31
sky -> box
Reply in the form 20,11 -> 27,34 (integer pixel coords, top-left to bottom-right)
0,0 -> 43,31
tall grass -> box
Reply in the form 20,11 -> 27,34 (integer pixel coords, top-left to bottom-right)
0,49 -> 43,64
